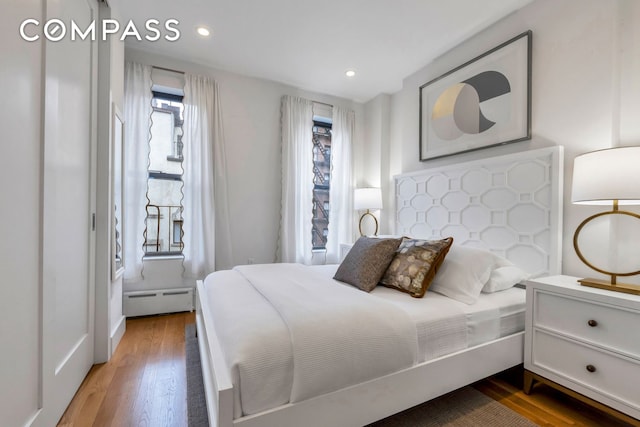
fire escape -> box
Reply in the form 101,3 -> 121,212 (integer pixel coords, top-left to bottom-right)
312,122 -> 331,249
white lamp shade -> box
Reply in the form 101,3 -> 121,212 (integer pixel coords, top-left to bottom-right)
354,188 -> 382,210
572,147 -> 640,205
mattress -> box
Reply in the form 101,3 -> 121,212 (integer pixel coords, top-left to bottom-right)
205,263 -> 526,418
309,264 -> 526,362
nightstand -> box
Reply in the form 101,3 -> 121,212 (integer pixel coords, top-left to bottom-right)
524,275 -> 640,424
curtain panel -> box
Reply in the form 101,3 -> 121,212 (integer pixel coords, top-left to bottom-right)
183,74 -> 233,278
278,96 -> 315,264
123,62 -> 152,280
326,106 -> 354,263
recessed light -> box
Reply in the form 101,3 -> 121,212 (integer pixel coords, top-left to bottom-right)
196,26 -> 211,37
345,70 -> 356,77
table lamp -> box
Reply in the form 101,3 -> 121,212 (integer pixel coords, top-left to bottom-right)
354,188 -> 382,236
571,146 -> 640,295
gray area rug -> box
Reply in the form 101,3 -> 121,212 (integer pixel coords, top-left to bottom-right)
185,324 -> 209,427
185,324 -> 535,426
366,385 -> 537,427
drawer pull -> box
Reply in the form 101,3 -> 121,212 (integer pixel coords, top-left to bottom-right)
587,319 -> 598,327
586,364 -> 597,373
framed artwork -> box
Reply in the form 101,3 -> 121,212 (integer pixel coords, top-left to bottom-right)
112,104 -> 125,280
419,30 -> 531,161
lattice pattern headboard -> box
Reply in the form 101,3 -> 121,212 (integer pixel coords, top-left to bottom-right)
395,146 -> 563,277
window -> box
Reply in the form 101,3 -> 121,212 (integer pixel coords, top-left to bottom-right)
144,91 -> 185,256
312,120 -> 332,250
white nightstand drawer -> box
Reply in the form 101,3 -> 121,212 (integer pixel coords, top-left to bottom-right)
532,330 -> 640,411
534,290 -> 640,357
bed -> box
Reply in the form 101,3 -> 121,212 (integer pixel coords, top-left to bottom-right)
196,146 -> 564,427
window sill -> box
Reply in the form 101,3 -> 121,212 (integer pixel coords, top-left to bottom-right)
143,254 -> 184,262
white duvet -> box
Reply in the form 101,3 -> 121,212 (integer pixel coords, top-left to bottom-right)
203,263 -> 418,417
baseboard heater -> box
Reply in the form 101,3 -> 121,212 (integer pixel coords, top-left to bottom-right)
123,287 -> 194,317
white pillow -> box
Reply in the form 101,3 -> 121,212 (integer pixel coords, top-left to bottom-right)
483,265 -> 530,293
430,245 -> 498,304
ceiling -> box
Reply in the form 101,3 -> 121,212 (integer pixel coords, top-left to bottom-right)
112,0 -> 533,103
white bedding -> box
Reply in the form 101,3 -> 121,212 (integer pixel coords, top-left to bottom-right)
204,263 -> 418,417
311,265 -> 526,361
203,263 -> 525,418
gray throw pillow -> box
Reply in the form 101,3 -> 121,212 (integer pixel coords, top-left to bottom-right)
333,236 -> 402,292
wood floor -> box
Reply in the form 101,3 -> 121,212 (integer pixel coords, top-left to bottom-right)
473,370 -> 637,427
59,312 -> 638,427
58,312 -> 193,427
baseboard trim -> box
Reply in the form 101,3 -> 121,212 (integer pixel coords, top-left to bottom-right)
110,315 -> 126,356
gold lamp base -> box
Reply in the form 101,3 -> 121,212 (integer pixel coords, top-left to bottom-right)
578,278 -> 640,296
358,210 -> 379,237
574,200 -> 640,297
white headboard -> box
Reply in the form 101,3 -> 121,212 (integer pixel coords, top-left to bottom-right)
395,146 -> 563,277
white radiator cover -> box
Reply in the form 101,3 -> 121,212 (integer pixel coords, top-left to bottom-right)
124,287 -> 194,317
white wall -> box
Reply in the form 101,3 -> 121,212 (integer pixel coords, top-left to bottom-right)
619,0 -> 640,145
383,0 -> 640,280
357,94 -> 392,235
123,48 -> 364,292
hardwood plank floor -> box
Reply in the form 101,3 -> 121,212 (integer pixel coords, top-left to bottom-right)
59,312 -> 638,426
58,312 -> 193,427
473,368 -> 638,427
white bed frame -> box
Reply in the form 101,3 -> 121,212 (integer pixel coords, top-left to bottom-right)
196,146 -> 564,427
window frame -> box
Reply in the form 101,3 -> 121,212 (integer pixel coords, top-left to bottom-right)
144,91 -> 185,257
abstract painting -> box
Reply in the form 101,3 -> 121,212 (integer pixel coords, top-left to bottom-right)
420,31 -> 531,161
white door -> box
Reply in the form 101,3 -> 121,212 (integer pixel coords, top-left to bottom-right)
36,0 -> 98,424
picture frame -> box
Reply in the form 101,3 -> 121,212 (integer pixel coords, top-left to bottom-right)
111,104 -> 125,281
419,30 -> 531,161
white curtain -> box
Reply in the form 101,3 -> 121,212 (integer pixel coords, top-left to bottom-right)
326,106 -> 354,263
278,95 -> 314,264
123,62 -> 152,281
182,74 -> 232,278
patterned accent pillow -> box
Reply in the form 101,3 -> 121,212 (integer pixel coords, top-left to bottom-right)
334,236 -> 403,292
380,237 -> 454,298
